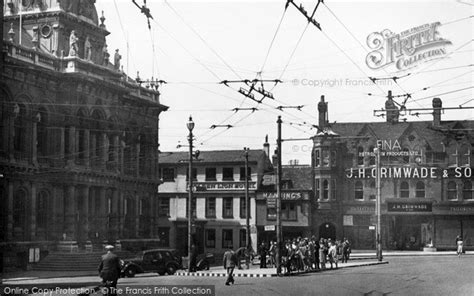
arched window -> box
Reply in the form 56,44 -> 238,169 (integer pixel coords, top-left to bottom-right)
357,147 -> 364,166
36,108 -> 48,158
14,103 -> 27,155
463,181 -> 472,200
90,109 -> 104,167
369,146 -> 375,166
459,144 -> 470,167
37,190 -> 49,229
447,181 -> 457,200
415,181 -> 425,198
400,181 -> 409,198
13,189 -> 27,230
323,180 -> 329,200
355,181 -> 363,200
369,181 -> 376,200
314,149 -> 320,167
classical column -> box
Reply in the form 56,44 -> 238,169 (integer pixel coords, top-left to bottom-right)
7,182 -> 13,240
99,187 -> 107,240
59,127 -> 65,163
52,185 -> 64,240
84,129 -> 90,167
64,185 -> 76,240
30,183 -> 37,240
118,191 -> 124,237
68,126 -> 76,165
32,116 -> 38,165
8,116 -> 15,161
113,135 -> 119,172
119,136 -> 125,173
81,186 -> 90,241
136,139 -> 140,177
102,133 -> 108,169
90,132 -> 96,167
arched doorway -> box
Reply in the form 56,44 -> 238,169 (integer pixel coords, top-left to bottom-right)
319,222 -> 336,240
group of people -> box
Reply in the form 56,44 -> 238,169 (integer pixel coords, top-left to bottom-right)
258,236 -> 351,274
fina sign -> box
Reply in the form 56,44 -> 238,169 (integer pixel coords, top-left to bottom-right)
366,22 -> 452,72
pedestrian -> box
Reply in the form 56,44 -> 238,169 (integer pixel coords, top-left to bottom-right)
328,241 -> 338,269
259,241 -> 268,268
319,239 -> 326,270
314,237 -> 320,270
342,238 -> 351,263
456,235 -> 463,258
98,245 -> 121,296
223,247 -> 237,285
268,241 -> 276,268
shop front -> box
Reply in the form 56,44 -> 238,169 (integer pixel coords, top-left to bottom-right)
433,204 -> 474,250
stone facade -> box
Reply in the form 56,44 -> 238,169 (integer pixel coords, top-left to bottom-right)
1,0 -> 168,270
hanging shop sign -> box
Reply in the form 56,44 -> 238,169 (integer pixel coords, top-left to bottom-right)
387,202 -> 432,212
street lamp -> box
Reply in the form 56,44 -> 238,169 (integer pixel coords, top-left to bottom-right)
187,116 -> 195,272
374,146 -> 383,262
243,147 -> 250,269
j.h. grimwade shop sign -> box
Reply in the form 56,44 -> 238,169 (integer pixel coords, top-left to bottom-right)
366,22 -> 452,71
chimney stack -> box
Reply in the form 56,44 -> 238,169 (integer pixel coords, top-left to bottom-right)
385,90 -> 399,123
318,95 -> 328,128
432,97 -> 442,127
263,135 -> 270,157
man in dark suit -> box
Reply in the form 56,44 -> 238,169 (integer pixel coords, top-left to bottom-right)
98,245 -> 121,296
223,248 -> 237,286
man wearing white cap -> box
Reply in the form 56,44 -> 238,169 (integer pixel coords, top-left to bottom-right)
98,245 -> 121,296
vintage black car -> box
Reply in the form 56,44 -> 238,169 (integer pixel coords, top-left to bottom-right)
121,249 -> 182,277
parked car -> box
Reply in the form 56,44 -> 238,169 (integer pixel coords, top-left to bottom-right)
120,249 -> 182,277
181,252 -> 215,271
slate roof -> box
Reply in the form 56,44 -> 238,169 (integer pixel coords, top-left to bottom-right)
282,165 -> 313,190
159,149 -> 266,164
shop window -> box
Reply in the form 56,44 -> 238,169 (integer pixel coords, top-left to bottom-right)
448,146 -> 457,167
158,197 -> 170,217
162,167 -> 175,182
447,181 -> 457,200
314,149 -> 320,167
157,227 -> 170,247
281,202 -> 297,221
206,197 -> 216,218
357,147 -> 364,165
400,181 -> 409,198
205,229 -> 216,248
239,229 -> 246,248
222,229 -> 233,249
463,181 -> 473,200
223,167 -> 234,181
369,181 -> 376,200
223,197 -> 233,218
240,197 -> 250,219
205,168 -> 217,181
355,181 -> 363,200
415,181 -> 425,198
323,180 -> 329,200
240,167 -> 251,181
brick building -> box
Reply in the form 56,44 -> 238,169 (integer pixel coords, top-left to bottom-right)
312,95 -> 474,250
1,0 -> 168,270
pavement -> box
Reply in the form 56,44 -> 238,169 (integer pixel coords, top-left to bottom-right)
1,249 -> 471,292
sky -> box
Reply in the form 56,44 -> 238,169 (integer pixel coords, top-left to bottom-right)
95,0 -> 473,164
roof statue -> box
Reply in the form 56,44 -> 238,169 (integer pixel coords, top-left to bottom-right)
60,0 -> 99,25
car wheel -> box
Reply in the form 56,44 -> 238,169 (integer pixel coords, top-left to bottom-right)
166,264 -> 177,275
204,262 -> 210,270
125,267 -> 136,278
158,270 -> 166,276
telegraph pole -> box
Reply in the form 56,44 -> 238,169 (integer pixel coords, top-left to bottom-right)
374,145 -> 383,261
244,147 -> 250,269
276,116 -> 282,275
186,117 -> 195,272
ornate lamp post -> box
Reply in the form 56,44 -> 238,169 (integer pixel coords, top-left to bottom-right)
374,146 -> 383,262
187,116 -> 195,272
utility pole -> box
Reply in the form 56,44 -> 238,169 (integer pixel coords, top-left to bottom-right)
186,116 -> 195,272
374,145 -> 383,262
276,116 -> 282,275
244,147 -> 250,269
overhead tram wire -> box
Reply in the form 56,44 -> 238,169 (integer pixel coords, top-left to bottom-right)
410,86 -> 474,103
322,2 -> 416,106
259,6 -> 289,74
